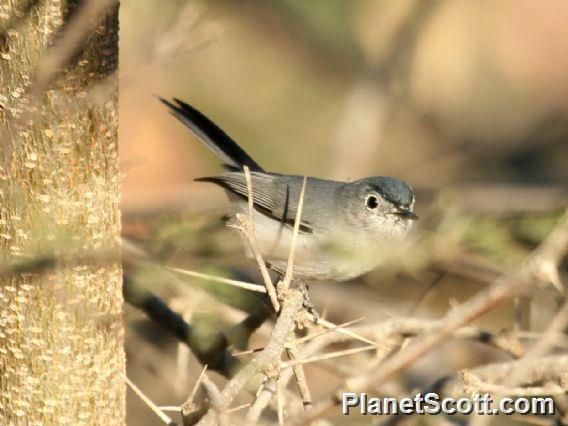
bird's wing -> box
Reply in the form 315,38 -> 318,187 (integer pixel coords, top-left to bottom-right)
196,172 -> 313,234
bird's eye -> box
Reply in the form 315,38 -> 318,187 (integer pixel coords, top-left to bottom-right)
365,195 -> 379,210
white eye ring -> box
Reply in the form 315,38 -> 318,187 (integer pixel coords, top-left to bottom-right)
365,195 -> 379,210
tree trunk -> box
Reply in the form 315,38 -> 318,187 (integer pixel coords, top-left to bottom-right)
0,1 -> 125,424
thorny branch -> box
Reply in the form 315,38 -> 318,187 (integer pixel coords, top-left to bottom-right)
125,166 -> 315,425
7,0 -> 566,424
125,201 -> 567,424
289,210 -> 568,425
197,290 -> 305,426
232,166 -> 281,312
120,167 -> 566,425
195,171 -> 312,425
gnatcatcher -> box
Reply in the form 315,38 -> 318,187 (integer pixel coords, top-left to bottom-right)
160,98 -> 417,282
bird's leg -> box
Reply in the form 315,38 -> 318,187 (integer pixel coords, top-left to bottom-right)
268,264 -> 319,322
291,278 -> 319,323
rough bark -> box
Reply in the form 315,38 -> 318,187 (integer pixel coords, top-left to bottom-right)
0,1 -> 124,424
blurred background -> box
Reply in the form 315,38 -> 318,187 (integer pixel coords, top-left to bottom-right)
119,1 -> 568,424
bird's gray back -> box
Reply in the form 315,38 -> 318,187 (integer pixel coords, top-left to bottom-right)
198,171 -> 344,234
270,174 -> 343,233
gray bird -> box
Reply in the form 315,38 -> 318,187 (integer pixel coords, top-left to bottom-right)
160,98 -> 417,282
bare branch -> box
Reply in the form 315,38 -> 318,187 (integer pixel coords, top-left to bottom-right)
282,345 -> 376,369
282,176 -> 308,290
246,379 -> 277,425
125,375 -> 176,426
290,210 -> 568,424
197,290 -> 304,426
235,166 -> 280,312
317,318 -> 386,348
180,365 -> 209,422
470,296 -> 568,426
442,355 -> 568,398
286,344 -> 312,409
294,317 -> 366,345
354,318 -> 523,358
168,266 -> 266,294
276,378 -> 285,425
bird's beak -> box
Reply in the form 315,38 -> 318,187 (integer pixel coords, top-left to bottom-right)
393,209 -> 419,221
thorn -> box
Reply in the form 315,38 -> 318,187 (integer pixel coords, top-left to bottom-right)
538,261 -> 564,294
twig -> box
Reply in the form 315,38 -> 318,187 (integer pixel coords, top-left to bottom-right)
239,330 -> 336,424
294,317 -> 365,345
471,296 -> 568,426
518,331 -> 568,349
345,211 -> 568,391
507,298 -> 568,383
317,318 -> 385,348
197,290 -> 304,426
282,345 -> 376,369
376,355 -> 568,426
169,267 -> 388,351
354,318 -> 523,358
276,378 -> 285,425
180,365 -> 209,420
462,375 -> 566,397
246,379 -> 277,424
286,344 -> 312,409
159,407 -> 183,412
232,317 -> 369,357
227,403 -> 252,414
160,403 -> 250,414
200,375 -> 228,426
441,355 -> 568,398
290,210 -> 568,425
271,331 -> 345,420
125,375 -> 176,425
168,266 -> 266,293
235,166 -> 280,312
232,348 -> 263,357
290,315 -> 524,363
282,176 -> 308,290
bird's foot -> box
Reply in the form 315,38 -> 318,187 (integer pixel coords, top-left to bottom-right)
292,278 -> 319,323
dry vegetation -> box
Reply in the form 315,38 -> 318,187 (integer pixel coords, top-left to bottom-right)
1,1 -> 567,425
123,192 -> 567,425
120,2 -> 568,425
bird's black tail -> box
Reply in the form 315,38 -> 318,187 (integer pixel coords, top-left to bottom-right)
159,97 -> 265,172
